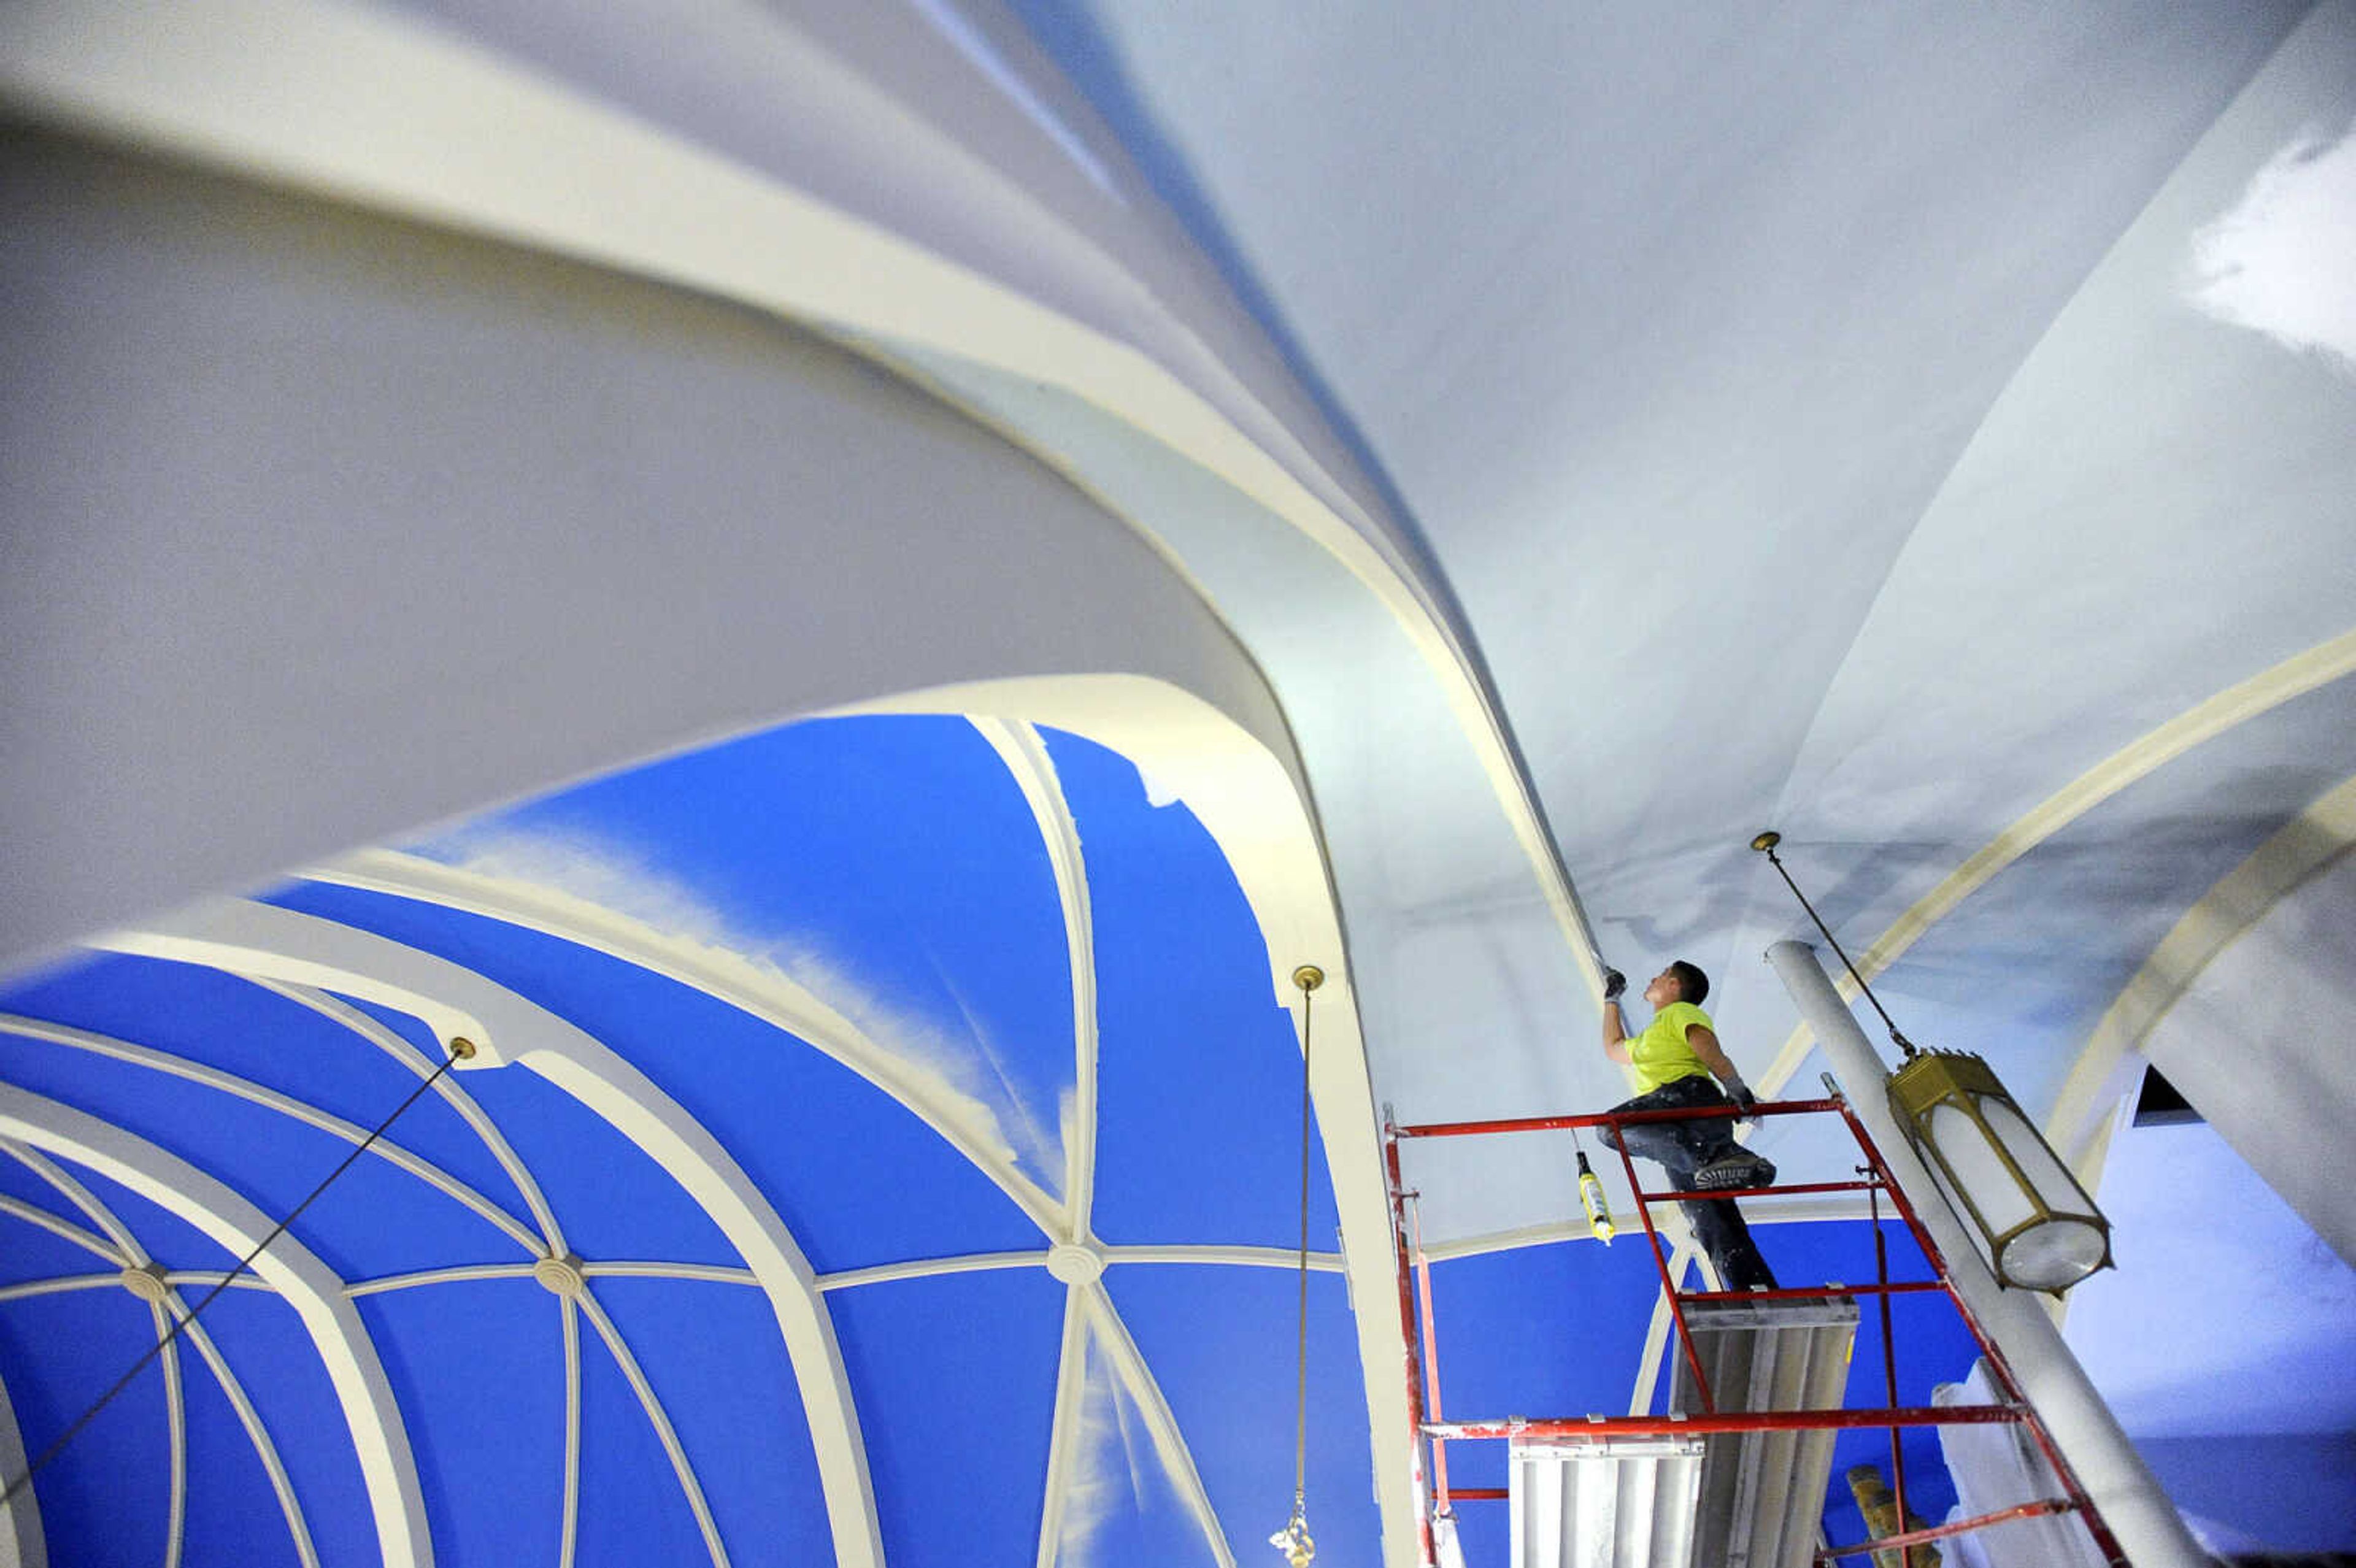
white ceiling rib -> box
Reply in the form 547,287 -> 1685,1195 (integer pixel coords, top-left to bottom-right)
1082,1283 -> 1238,1568
1758,623 -> 2356,1100
558,1294 -> 582,1568
0,1093 -> 409,1568
309,849 -> 1067,1234
0,1196 -> 118,1264
174,1294 -> 320,1568
1034,1282 -> 1093,1568
968,716 -> 1101,1236
2049,768 -> 2356,1174
0,1013 -> 542,1253
148,1295 -> 185,1568
0,1365 -> 44,1568
0,1106 -> 358,1563
261,980 -> 572,1259
577,1288 -> 731,1568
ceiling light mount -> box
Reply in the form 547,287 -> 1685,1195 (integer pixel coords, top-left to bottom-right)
1044,1241 -> 1105,1285
119,1262 -> 172,1305
532,1253 -> 588,1299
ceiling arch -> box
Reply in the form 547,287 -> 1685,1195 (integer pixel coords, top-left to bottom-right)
87,899 -> 887,1568
2050,770 -> 2356,1185
1756,625 -> 2356,1101
0,1085 -> 427,1567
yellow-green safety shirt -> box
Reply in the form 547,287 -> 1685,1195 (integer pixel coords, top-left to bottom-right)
1627,1001 -> 1716,1093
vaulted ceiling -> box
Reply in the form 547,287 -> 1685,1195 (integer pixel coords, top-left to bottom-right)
3,1 -> 2353,1564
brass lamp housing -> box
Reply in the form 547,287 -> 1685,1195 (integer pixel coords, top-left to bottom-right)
1886,1049 -> 2112,1295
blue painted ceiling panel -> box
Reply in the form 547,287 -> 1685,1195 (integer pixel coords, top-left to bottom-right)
1105,1263 -> 1380,1568
407,713 -> 1081,1205
0,1215 -> 102,1287
0,1025 -> 524,1280
1,953 -> 450,1157
183,1286 -> 377,1568
358,1282 -> 568,1564
1058,1325 -> 1223,1568
828,1267 -> 1065,1568
1052,730 -> 1341,1248
269,880 -> 1049,1270
170,1289 -> 344,1568
0,1288 -> 171,1568
587,1276 -> 833,1562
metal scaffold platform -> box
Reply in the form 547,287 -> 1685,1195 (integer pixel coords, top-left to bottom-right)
1383,1093 -> 2122,1568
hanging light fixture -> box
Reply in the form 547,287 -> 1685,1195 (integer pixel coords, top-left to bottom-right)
1752,833 -> 2112,1294
1271,964 -> 1323,1568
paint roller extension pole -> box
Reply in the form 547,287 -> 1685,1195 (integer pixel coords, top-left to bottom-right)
1765,941 -> 2205,1568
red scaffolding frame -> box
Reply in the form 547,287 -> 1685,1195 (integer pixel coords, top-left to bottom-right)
1382,1091 -> 2125,1567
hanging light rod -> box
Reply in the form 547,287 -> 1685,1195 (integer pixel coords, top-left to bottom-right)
1755,837 -> 2112,1294
1750,831 -> 1919,1059
1271,963 -> 1322,1568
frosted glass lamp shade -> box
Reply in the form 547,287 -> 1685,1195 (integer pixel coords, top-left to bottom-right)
1888,1050 -> 2112,1294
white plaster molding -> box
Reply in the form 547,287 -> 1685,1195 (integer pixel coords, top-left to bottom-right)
0,1012 -> 541,1254
815,1252 -> 1041,1293
2047,772 -> 2356,1174
0,1196 -> 120,1265
1759,625 -> 2356,1098
344,1264 -> 542,1299
837,674 -> 1414,1556
1033,1284 -> 1091,1568
258,980 -> 568,1257
0,1086 -> 415,1567
175,1307 -> 320,1568
0,1274 -> 274,1305
0,1366 -> 44,1568
559,1296 -> 581,1568
969,717 -> 1099,1242
1099,1244 -> 1348,1273
151,1301 -> 185,1568
301,850 -> 1064,1236
91,899 -> 884,1568
582,1261 -> 759,1286
1080,1285 -> 1236,1568
0,1143 -> 139,1257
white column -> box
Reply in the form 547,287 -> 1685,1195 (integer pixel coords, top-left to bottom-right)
1765,941 -> 2203,1568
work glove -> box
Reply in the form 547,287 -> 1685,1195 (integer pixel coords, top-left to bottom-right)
1726,1079 -> 1760,1119
1601,967 -> 1626,1001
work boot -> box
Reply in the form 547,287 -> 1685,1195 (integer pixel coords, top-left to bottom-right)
1693,1149 -> 1776,1191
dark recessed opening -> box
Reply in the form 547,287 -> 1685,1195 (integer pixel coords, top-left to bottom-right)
2132,1063 -> 2203,1127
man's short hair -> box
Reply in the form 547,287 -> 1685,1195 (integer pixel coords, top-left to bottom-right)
1668,959 -> 1710,1005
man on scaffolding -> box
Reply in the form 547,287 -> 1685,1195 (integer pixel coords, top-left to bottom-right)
1598,961 -> 1780,1291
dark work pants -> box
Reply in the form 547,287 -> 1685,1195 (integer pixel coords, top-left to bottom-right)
1596,1074 -> 1778,1291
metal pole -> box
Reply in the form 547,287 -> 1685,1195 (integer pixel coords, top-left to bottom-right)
1383,1118 -> 1439,1568
1767,940 -> 2208,1568
1408,1194 -> 1452,1512
1606,1113 -> 1715,1413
